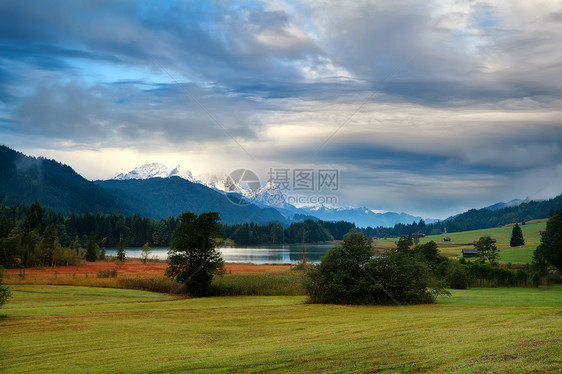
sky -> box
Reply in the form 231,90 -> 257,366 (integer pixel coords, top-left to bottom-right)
1,0 -> 561,219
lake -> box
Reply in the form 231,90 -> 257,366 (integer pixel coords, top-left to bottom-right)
104,243 -> 335,264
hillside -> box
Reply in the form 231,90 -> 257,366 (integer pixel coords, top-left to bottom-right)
445,194 -> 562,232
96,177 -> 287,225
375,220 -> 547,264
0,145 -> 129,215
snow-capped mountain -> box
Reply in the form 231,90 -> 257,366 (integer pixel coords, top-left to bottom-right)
113,163 -> 199,183
294,204 -> 426,228
113,163 -> 434,227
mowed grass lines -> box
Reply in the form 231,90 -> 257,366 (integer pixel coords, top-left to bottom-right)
1,285 -> 561,373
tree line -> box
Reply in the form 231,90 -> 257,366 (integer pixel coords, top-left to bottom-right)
222,220 -> 355,245
0,202 -> 179,268
0,202 -> 356,268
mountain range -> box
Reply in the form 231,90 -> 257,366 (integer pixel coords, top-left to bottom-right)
2,145 -> 559,229
108,162 -> 429,227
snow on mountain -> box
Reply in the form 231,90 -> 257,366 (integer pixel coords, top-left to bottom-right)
247,181 -> 293,209
113,164 -> 432,227
196,173 -> 229,192
113,163 -> 199,183
113,163 -> 169,180
168,164 -> 197,182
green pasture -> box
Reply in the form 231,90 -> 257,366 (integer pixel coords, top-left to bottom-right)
375,221 -> 547,264
1,285 -> 561,373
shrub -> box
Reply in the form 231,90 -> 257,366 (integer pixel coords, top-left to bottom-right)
446,262 -> 469,289
304,233 -> 437,305
97,268 -> 118,278
545,271 -> 562,286
515,269 -> 529,287
0,266 -> 12,308
531,272 -> 542,287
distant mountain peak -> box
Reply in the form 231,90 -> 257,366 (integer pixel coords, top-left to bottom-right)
113,163 -> 197,183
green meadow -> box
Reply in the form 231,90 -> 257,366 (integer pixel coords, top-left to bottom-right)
1,285 -> 561,373
375,220 -> 547,264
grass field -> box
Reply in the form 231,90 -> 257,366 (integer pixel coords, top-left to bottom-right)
1,285 -> 561,373
374,220 -> 547,265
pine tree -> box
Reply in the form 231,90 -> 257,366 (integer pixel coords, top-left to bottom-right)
166,212 -> 224,296
510,223 -> 525,247
85,233 -> 99,262
533,211 -> 562,271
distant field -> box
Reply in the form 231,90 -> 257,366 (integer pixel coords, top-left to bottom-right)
374,220 -> 547,264
1,285 -> 561,373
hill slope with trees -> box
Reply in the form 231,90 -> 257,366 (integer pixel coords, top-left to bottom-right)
0,145 -> 130,215
96,177 -> 287,225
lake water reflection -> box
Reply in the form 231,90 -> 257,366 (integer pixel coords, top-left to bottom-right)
105,243 -> 335,264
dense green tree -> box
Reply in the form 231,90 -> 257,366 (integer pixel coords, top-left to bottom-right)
396,235 -> 413,253
304,232 -> 438,305
85,233 -> 99,262
39,225 -> 61,266
166,212 -> 224,296
445,262 -> 469,289
510,223 -> 525,247
0,266 -> 11,308
533,211 -> 562,271
23,201 -> 44,233
475,236 -> 500,265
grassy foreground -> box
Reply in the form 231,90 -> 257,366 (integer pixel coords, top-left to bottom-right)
1,285 -> 561,373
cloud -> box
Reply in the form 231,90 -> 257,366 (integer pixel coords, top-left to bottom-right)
1,0 -> 561,218
11,78 -> 262,148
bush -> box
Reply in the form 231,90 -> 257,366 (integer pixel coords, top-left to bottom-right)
97,268 -> 118,278
0,266 -> 12,308
446,262 -> 469,289
531,272 -> 542,287
304,233 -> 437,305
545,271 -> 562,286
515,269 -> 529,287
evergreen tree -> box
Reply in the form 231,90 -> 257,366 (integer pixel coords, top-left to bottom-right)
85,233 -> 99,262
39,225 -> 60,266
166,212 -> 224,296
396,235 -> 413,253
533,211 -> 562,271
510,223 -> 525,247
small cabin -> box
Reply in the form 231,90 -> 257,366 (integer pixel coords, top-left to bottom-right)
443,237 -> 451,242
462,248 -> 479,258
490,238 -> 497,243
